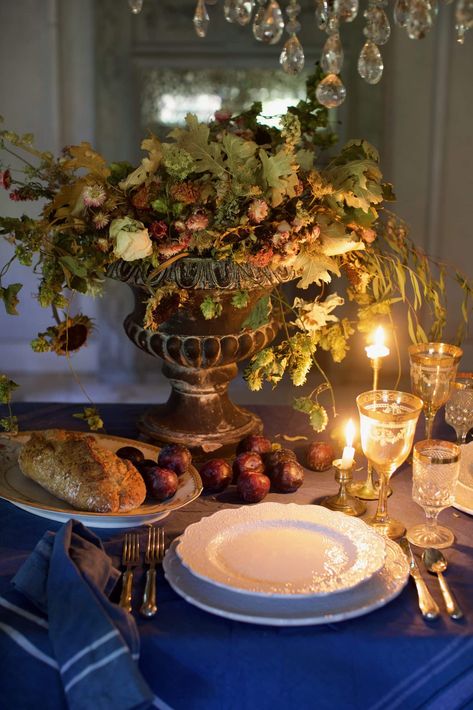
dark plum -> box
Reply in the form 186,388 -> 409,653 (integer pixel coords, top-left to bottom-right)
271,459 -> 304,493
144,466 -> 178,501
158,444 -> 192,476
232,451 -> 264,482
264,448 -> 296,476
137,458 -> 159,474
237,472 -> 270,503
306,442 -> 335,472
199,459 -> 232,493
236,435 -> 272,456
115,446 -> 145,466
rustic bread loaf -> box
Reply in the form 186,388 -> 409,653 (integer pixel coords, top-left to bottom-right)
18,429 -> 146,513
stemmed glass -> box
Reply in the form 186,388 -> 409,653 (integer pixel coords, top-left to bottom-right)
407,440 -> 461,549
357,390 -> 423,539
445,373 -> 473,445
408,342 -> 463,439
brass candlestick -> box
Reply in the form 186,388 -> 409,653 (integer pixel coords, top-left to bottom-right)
348,356 -> 392,501
321,459 -> 367,517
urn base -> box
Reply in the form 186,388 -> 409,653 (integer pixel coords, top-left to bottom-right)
137,361 -> 263,458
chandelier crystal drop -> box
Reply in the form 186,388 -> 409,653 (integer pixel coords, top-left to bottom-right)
127,1 -> 470,109
456,0 -> 473,43
405,0 -> 434,39
339,0 -> 360,22
358,39 -> 384,84
315,73 -> 347,107
393,0 -> 410,27
128,0 -> 143,14
321,32 -> 344,74
253,0 -> 285,43
224,0 -> 255,26
194,0 -> 210,38
280,1 -> 305,74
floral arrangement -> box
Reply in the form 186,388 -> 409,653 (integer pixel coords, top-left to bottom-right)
0,70 -> 470,434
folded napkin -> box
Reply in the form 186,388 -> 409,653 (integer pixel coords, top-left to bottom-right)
9,520 -> 155,710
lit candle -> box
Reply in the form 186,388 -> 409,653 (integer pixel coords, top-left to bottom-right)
365,326 -> 390,360
340,419 -> 356,469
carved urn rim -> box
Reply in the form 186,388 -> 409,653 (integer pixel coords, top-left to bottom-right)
107,256 -> 294,291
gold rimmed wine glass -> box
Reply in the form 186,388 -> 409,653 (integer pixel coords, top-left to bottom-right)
445,373 -> 473,445
357,390 -> 423,539
408,342 -> 463,439
407,440 -> 461,549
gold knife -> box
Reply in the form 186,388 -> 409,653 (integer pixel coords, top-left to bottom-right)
399,538 -> 440,620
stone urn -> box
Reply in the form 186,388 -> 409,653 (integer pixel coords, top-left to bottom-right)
108,257 -> 290,455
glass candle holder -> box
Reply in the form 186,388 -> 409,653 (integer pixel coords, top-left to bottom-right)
407,440 -> 461,549
408,342 -> 463,439
357,390 -> 423,539
445,373 -> 473,445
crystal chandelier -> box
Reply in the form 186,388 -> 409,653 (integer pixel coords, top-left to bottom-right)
128,0 -> 473,109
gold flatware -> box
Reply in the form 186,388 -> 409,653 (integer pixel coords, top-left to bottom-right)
422,548 -> 463,620
140,527 -> 165,618
119,532 -> 140,613
399,537 -> 440,620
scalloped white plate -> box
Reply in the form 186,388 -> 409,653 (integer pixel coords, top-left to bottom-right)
164,537 -> 408,626
453,441 -> 473,515
0,432 -> 202,528
176,503 -> 386,598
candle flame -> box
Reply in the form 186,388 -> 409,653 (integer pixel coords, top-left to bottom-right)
345,419 -> 355,447
374,326 -> 385,347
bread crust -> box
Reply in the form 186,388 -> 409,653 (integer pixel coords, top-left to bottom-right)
18,429 -> 146,513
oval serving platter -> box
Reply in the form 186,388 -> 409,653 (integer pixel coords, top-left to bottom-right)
0,431 -> 202,528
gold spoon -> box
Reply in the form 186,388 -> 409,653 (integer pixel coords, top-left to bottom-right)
422,548 -> 463,620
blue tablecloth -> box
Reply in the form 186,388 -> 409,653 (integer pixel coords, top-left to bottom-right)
1,403 -> 473,710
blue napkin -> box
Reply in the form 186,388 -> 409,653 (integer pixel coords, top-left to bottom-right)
10,520 -> 155,710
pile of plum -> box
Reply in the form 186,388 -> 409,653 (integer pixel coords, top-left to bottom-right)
199,435 -> 305,503
116,443 -> 192,502
116,436 -> 336,506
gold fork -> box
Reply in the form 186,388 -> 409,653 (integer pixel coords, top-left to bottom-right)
119,532 -> 140,613
140,527 -> 165,618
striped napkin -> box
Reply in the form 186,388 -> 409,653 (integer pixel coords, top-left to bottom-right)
6,520 -> 155,710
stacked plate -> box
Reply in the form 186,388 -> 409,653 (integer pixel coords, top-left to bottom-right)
163,502 -> 409,626
454,440 -> 473,515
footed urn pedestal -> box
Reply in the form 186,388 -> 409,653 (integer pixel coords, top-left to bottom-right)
109,258 -> 288,456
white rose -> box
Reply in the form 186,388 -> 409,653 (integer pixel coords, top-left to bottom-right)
110,217 -> 153,261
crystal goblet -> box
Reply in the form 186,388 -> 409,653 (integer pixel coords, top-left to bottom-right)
357,390 -> 423,539
407,440 -> 461,549
445,373 -> 473,445
408,342 -> 463,439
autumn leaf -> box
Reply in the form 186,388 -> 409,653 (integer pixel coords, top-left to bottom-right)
292,251 -> 340,289
169,114 -> 225,176
120,135 -> 162,189
259,148 -> 299,207
222,133 -> 258,184
242,295 -> 272,329
0,283 -> 22,315
62,142 -> 111,178
43,180 -> 87,221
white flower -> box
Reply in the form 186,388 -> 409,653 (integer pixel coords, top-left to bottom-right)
110,217 -> 152,261
248,198 -> 269,224
292,293 -> 345,332
83,184 -> 106,207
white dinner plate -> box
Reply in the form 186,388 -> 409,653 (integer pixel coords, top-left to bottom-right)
164,537 -> 408,626
453,441 -> 473,515
176,503 -> 386,598
0,432 -> 202,528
